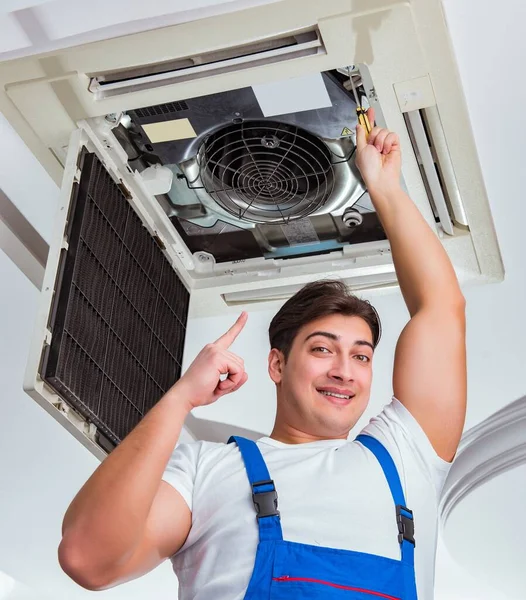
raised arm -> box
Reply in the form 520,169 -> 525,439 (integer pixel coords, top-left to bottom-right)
356,110 -> 466,462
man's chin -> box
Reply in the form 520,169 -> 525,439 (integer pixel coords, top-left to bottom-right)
309,414 -> 356,440
313,404 -> 366,436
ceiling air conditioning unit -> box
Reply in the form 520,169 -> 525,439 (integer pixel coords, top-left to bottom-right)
0,0 -> 503,458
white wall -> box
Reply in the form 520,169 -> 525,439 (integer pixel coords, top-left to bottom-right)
1,0 -> 526,598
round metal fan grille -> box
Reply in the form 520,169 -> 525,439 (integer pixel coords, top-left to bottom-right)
199,121 -> 335,223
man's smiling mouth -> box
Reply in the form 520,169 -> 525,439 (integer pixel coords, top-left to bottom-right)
316,387 -> 355,402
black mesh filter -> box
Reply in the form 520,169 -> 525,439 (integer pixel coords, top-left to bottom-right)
42,151 -> 189,448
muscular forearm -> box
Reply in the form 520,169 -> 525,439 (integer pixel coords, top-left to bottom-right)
59,383 -> 192,575
369,185 -> 465,316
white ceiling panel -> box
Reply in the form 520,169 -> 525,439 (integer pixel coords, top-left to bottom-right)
0,0 -> 283,61
0,0 -> 56,12
0,12 -> 30,53
34,0 -> 248,40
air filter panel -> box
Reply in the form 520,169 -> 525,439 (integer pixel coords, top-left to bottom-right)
41,151 -> 189,448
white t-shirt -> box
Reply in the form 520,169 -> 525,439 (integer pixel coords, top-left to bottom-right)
162,398 -> 451,600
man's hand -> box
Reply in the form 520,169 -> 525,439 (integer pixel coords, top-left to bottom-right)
355,107 -> 402,195
170,312 -> 249,409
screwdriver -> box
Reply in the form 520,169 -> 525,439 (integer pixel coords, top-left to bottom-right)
347,67 -> 372,139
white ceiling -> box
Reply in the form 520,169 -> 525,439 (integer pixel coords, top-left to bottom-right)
0,0 -> 525,598
0,0 -> 282,60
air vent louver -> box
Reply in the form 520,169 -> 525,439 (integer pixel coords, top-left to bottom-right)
134,100 -> 189,119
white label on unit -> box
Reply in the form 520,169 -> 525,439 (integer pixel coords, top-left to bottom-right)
394,75 -> 436,112
252,72 -> 332,117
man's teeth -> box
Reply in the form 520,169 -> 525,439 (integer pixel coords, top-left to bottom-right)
319,390 -> 352,400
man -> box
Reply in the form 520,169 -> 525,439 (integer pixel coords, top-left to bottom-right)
58,109 -> 466,599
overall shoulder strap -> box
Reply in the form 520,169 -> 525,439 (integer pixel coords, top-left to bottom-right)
355,434 -> 416,571
229,436 -> 283,542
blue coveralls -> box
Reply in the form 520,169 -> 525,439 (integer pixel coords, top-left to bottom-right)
228,434 -> 418,600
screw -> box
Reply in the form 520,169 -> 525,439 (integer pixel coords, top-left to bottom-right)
342,209 -> 363,228
261,135 -> 280,149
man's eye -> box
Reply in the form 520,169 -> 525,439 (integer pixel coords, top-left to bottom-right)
356,355 -> 370,363
312,347 -> 330,353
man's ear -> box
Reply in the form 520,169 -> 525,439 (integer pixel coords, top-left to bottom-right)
268,348 -> 285,384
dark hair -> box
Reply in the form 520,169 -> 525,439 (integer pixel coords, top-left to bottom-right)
268,280 -> 381,359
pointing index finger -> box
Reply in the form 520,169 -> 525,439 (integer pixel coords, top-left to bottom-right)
215,312 -> 248,348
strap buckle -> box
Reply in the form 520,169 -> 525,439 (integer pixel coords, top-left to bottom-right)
252,479 -> 279,520
396,505 -> 415,546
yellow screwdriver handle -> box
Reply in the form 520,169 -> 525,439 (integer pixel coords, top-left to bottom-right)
357,108 -> 372,139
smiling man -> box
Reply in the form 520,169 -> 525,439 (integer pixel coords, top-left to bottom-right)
267,291 -> 380,444
58,109 -> 467,600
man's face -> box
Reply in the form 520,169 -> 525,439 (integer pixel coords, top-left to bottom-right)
269,313 -> 374,440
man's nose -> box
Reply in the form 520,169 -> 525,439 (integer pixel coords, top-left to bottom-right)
328,357 -> 355,381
